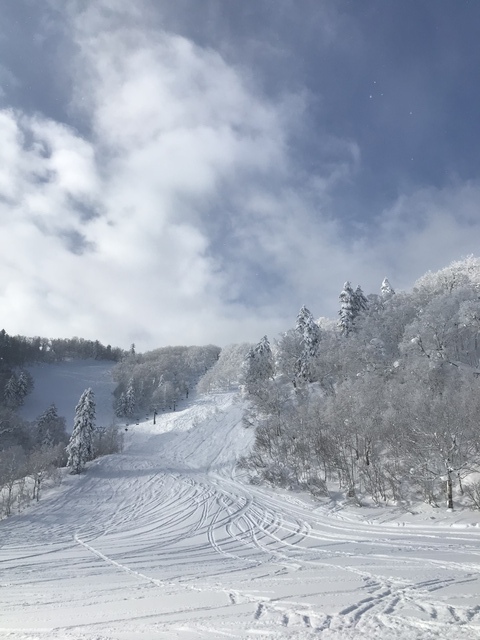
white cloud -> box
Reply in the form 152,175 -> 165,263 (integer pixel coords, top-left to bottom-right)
0,11 -> 299,348
371,181 -> 480,290
1,1 -> 480,350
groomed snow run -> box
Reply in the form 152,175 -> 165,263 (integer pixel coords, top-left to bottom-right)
2,391 -> 480,639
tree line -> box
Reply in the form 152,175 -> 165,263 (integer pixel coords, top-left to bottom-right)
236,256 -> 480,510
0,387 -> 122,517
0,333 -> 126,518
0,330 -> 125,368
1,340 -> 221,517
113,344 -> 221,419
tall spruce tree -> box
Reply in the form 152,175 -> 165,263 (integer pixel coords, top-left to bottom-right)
354,285 -> 369,314
339,283 -> 369,335
338,281 -> 356,335
125,379 -> 136,417
36,403 -> 67,447
66,388 -> 96,474
3,373 -> 20,407
381,277 -> 395,298
295,306 -> 320,381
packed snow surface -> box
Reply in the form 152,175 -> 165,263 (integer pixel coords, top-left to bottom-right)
3,391 -> 480,639
19,360 -> 117,429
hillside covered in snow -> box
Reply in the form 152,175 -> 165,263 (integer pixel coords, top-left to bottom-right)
3,257 -> 480,637
19,359 -> 117,429
2,387 -> 480,639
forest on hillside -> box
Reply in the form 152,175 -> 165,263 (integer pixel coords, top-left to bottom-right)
0,335 -> 221,517
112,344 -> 221,418
4,256 -> 480,515
0,335 -> 128,516
205,256 -> 480,511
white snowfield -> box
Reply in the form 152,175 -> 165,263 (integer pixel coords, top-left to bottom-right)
2,392 -> 480,640
19,360 -> 117,429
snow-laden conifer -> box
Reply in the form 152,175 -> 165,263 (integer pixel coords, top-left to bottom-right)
339,283 -> 369,336
354,285 -> 369,314
243,336 -> 274,394
36,403 -> 67,447
3,374 -> 20,407
295,306 -> 321,381
125,379 -> 136,417
66,388 -> 96,474
338,281 -> 356,335
381,277 -> 395,298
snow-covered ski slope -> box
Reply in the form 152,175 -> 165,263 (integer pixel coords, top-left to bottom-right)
19,360 -> 117,429
3,392 -> 480,639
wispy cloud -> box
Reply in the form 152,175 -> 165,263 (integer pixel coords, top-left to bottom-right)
1,1 -> 479,349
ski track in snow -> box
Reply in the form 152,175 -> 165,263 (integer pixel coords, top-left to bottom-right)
2,392 -> 480,639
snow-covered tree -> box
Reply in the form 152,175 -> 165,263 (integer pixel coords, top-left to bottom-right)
235,257 -> 480,507
3,374 -> 20,407
93,424 -> 124,457
18,370 -> 33,397
114,379 -> 137,418
243,336 -> 274,395
338,281 -> 356,335
197,343 -> 252,392
296,306 -> 320,357
113,345 -> 220,414
339,282 -> 369,336
381,278 -> 395,298
36,404 -> 67,447
3,370 -> 33,408
28,444 -> 64,502
275,330 -> 303,386
66,388 -> 96,474
0,446 -> 26,516
114,392 -> 127,418
414,255 -> 480,299
125,379 -> 136,416
295,306 -> 321,382
354,285 -> 369,314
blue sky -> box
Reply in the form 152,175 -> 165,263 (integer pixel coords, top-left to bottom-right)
1,0 -> 480,350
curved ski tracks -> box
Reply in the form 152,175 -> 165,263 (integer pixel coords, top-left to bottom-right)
1,392 -> 480,639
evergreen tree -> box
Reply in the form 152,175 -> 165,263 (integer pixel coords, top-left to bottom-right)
243,336 -> 274,394
354,285 -> 369,314
125,379 -> 136,417
295,306 -> 321,381
66,388 -> 96,474
381,278 -> 395,298
3,373 -> 20,407
339,283 -> 368,336
338,281 -> 356,336
114,379 -> 137,418
115,392 -> 128,418
3,370 -> 33,408
36,404 -> 67,446
16,371 -> 28,400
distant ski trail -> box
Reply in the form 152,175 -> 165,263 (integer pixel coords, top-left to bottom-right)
2,391 -> 480,639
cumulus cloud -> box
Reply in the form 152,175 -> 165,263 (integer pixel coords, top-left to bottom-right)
1,0 -> 480,350
371,181 -> 480,289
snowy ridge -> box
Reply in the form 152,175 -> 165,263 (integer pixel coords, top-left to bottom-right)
1,391 -> 480,639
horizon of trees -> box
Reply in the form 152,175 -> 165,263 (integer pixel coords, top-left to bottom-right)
0,331 -> 125,369
229,256 -> 480,511
4,255 -> 480,514
113,344 -> 221,419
